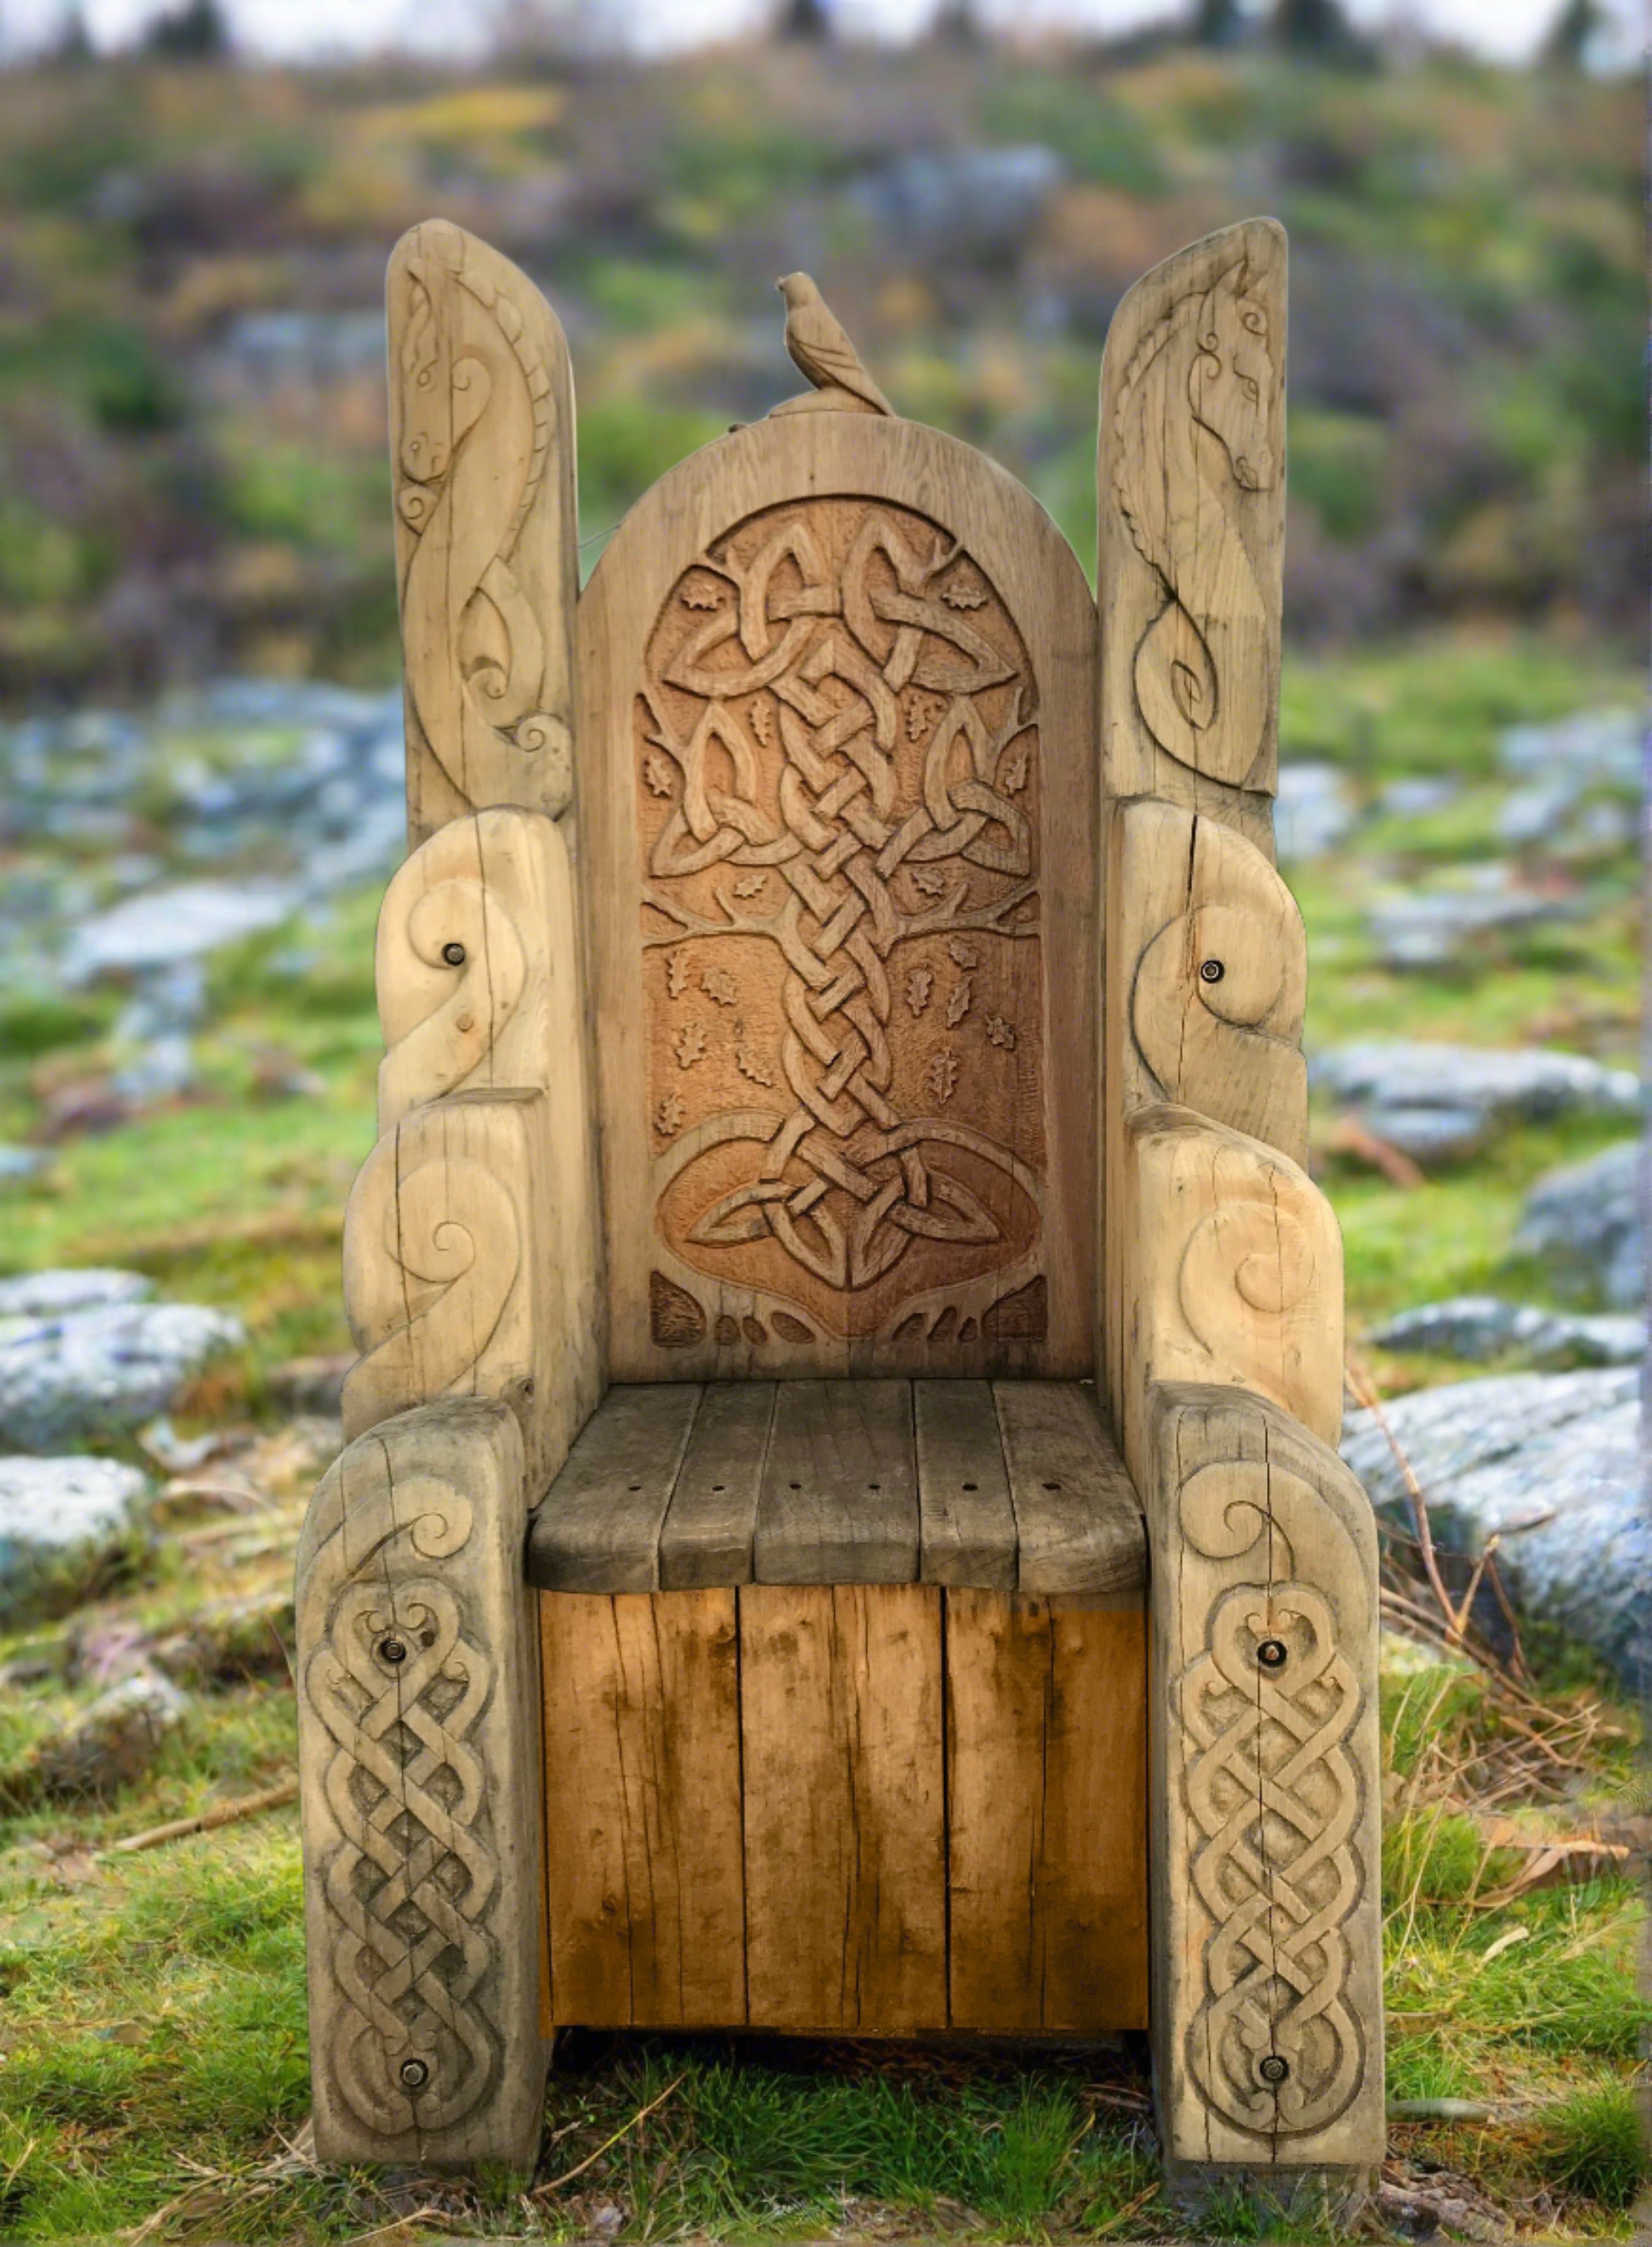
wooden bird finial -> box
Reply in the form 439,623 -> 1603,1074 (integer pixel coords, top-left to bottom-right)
771,272 -> 894,418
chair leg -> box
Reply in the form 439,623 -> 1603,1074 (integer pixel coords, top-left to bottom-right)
296,1398 -> 549,2170
1146,1381 -> 1385,2212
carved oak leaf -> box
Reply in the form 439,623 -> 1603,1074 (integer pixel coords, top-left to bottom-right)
986,1014 -> 1016,1050
946,978 -> 973,1027
701,966 -> 738,1007
749,695 -> 773,747
655,1092 -> 686,1137
643,752 -> 675,799
733,872 -> 767,900
941,573 -> 987,610
999,745 -> 1030,794
665,948 -> 691,998
905,967 -> 933,1017
905,690 -> 946,742
680,573 -> 724,611
909,867 -> 948,898
926,1049 -> 961,1103
948,938 -> 980,970
673,1020 -> 707,1069
733,1020 -> 775,1087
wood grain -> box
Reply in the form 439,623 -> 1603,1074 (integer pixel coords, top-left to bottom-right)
741,1582 -> 946,2029
580,412 -> 1098,1385
947,1589 -> 1148,2032
1098,219 -> 1286,847
297,1399 -> 546,2166
388,220 -> 577,845
526,1383 -> 701,1593
1145,1381 -> 1383,2172
659,1381 -> 776,1588
753,1379 -> 919,1583
913,1378 -> 1016,1589
539,1587 -> 746,2027
995,1380 -> 1144,1596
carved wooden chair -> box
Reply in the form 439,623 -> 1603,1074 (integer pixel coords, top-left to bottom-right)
295,215 -> 1384,2206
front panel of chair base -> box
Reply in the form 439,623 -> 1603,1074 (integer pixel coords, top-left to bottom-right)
540,1581 -> 1146,2035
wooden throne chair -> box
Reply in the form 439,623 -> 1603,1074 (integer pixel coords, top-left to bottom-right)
295,215 -> 1384,2205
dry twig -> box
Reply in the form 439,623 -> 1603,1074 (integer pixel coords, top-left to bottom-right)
108,1778 -> 298,1855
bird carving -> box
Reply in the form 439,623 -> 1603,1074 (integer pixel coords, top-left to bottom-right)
773,272 -> 894,417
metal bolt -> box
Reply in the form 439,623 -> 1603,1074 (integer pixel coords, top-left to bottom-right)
1259,2054 -> 1289,2086
1256,1637 -> 1288,1671
379,1636 -> 408,1666
1199,958 -> 1225,984
399,2056 -> 430,2090
442,941 -> 466,966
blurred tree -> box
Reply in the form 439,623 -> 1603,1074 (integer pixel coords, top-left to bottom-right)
140,0 -> 231,58
1192,0 -> 1244,45
51,7 -> 96,61
934,0 -> 983,41
776,0 -> 831,36
1273,0 -> 1354,52
1540,0 -> 1604,66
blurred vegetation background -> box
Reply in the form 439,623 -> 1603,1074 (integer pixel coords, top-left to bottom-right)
0,0 -> 1641,706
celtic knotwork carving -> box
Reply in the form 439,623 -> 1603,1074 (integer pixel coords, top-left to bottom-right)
304,1477 -> 497,2138
1176,1458 -> 1367,2139
638,497 -> 1045,1341
1113,255 -> 1279,786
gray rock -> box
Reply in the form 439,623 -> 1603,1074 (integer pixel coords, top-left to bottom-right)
0,1148 -> 50,1188
1275,761 -> 1356,862
1515,1139 -> 1643,1310
0,1300 -> 246,1451
0,1455 -> 152,1625
1312,1043 -> 1638,1166
1370,1295 -> 1644,1366
1499,706 -> 1641,792
0,1269 -> 153,1319
1379,777 -> 1457,820
34,1671 -> 189,1798
109,1032 -> 196,1106
1342,1367 -> 1646,1687
852,145 -> 1065,261
1366,869 -> 1567,970
61,878 -> 300,981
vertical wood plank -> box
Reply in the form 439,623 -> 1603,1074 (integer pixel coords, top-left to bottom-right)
540,1588 -> 745,2027
741,1582 -> 946,2030
946,1589 -> 1148,2033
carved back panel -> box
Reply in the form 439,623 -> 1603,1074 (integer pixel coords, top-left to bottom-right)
580,415 -> 1098,1382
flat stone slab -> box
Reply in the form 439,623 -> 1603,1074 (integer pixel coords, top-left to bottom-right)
0,1298 -> 246,1451
0,1454 -> 152,1626
1370,1296 -> 1643,1367
1515,1138 -> 1641,1310
1342,1367 -> 1645,1689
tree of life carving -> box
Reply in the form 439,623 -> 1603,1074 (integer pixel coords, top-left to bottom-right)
636,499 -> 1046,1347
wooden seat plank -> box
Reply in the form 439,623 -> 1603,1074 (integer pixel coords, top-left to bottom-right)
913,1379 -> 1016,1591
993,1382 -> 1145,1596
753,1379 -> 919,1583
659,1382 -> 777,1589
527,1383 -> 701,1592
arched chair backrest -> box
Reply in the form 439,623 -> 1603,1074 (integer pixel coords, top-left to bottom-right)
577,414 -> 1098,1382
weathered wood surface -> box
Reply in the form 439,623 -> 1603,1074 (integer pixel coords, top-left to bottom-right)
948,1591 -> 1148,2031
297,1399 -> 546,2167
1146,1382 -> 1383,2173
527,1378 -> 1142,1595
1117,1105 -> 1344,1483
580,406 -> 1098,1385
388,220 -> 577,845
913,1378 -> 1016,1590
1098,218 -> 1285,850
742,1582 -> 947,2030
753,1378 -> 919,1583
341,1088 -> 587,1490
995,1379 -> 1143,1596
539,1587 -> 745,2027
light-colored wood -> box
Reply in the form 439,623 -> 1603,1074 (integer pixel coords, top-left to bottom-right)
539,1587 -> 746,2027
388,220 -> 577,844
1098,219 -> 1286,848
913,1378 -> 1016,1590
741,1582 -> 946,2029
527,1383 -> 701,1593
1118,1105 -> 1343,1482
341,1088 -> 571,1490
753,1378 -> 919,1583
580,411 -> 1098,1384
995,1379 -> 1144,1597
659,1380 -> 776,1589
1146,1381 -> 1383,2173
948,1591 -> 1148,2032
296,1399 -> 546,2167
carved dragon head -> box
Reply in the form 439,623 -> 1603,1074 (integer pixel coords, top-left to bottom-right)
1187,258 -> 1276,493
